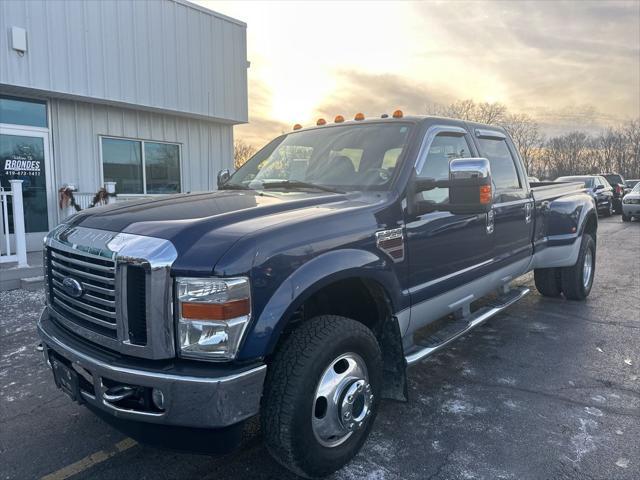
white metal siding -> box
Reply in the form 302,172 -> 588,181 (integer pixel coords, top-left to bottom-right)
0,0 -> 248,123
49,98 -> 234,196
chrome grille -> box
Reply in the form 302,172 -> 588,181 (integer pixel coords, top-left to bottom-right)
44,225 -> 177,359
47,247 -> 117,338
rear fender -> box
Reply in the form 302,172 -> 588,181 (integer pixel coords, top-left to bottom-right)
532,194 -> 597,269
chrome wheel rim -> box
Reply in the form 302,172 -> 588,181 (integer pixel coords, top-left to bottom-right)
583,249 -> 593,288
311,353 -> 373,448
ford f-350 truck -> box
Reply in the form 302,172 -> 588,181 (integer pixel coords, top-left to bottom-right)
38,114 -> 597,478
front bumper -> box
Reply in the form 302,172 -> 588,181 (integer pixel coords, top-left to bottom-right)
38,308 -> 266,429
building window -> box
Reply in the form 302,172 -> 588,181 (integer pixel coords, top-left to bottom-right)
0,96 -> 47,128
101,137 -> 181,194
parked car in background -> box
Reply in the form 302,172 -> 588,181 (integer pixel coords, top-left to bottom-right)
556,175 -> 614,217
602,173 -> 627,213
622,182 -> 640,222
625,179 -> 639,190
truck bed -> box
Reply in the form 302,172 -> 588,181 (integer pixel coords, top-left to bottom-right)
530,181 -> 586,202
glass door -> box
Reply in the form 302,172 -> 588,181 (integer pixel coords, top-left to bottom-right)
0,127 -> 52,252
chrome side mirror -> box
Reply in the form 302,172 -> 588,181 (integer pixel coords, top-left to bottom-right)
411,158 -> 492,215
448,158 -> 493,214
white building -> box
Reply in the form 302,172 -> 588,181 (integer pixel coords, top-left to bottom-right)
0,0 -> 248,252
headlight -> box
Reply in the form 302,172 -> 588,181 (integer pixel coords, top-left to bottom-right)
176,277 -> 251,361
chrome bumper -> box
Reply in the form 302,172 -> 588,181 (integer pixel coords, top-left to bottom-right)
38,308 -> 266,428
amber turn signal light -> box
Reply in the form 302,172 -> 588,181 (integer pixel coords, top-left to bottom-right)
392,109 -> 403,118
181,299 -> 250,321
317,118 -> 327,126
293,123 -> 302,130
354,113 -> 365,121
479,185 -> 492,204
334,115 -> 345,123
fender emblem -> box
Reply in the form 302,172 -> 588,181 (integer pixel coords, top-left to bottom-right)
375,228 -> 405,263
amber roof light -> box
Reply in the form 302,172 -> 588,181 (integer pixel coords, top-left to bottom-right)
317,118 -> 327,125
293,124 -> 302,130
354,113 -> 365,121
392,109 -> 404,118
334,115 -> 345,123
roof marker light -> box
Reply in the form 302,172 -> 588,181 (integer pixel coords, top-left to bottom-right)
334,115 -> 345,123
354,113 -> 365,121
317,118 -> 327,126
392,110 -> 404,118
293,124 -> 302,130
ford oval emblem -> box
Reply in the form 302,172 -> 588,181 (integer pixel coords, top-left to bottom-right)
62,277 -> 83,298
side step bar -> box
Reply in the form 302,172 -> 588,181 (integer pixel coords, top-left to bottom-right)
405,286 -> 530,366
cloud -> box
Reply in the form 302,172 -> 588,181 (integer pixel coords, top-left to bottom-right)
314,70 -> 456,119
213,0 -> 640,147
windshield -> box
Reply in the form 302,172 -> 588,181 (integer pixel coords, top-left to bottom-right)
557,176 -> 594,188
633,183 -> 640,193
226,123 -> 413,191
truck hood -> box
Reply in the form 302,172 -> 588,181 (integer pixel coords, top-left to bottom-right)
69,190 -> 367,274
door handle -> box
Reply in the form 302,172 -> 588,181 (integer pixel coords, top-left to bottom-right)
524,203 -> 533,224
486,209 -> 494,234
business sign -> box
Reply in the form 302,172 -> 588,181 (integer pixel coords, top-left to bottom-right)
0,134 -> 48,232
3,146 -> 42,177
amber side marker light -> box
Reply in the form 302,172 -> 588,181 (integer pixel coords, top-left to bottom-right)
334,115 -> 345,123
392,109 -> 404,118
181,299 -> 250,321
354,113 -> 365,121
479,185 -> 492,204
317,118 -> 327,126
293,123 -> 302,130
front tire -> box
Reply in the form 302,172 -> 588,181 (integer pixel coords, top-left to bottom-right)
262,316 -> 382,478
622,213 -> 630,222
561,234 -> 596,300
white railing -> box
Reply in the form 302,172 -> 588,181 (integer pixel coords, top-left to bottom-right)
0,180 -> 28,267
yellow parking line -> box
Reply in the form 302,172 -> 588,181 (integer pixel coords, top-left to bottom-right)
40,438 -> 137,480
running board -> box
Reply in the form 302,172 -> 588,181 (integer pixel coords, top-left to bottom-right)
405,286 -> 530,366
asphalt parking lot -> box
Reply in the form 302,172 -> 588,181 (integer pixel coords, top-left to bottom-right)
1,216 -> 639,480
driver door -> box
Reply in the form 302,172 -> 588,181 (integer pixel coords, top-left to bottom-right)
404,127 -> 494,327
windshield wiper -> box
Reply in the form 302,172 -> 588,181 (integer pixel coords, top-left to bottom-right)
219,183 -> 251,190
256,180 -> 345,194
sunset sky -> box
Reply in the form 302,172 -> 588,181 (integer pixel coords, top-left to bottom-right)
201,0 -> 640,148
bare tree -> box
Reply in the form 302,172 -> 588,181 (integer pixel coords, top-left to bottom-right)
429,99 -> 507,124
541,131 -> 595,179
234,140 -> 256,169
623,119 -> 640,178
476,102 -> 507,124
429,98 -> 639,179
501,113 -> 543,175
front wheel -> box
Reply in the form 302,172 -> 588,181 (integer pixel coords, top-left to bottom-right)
622,213 -> 630,222
262,316 -> 382,478
561,234 -> 596,300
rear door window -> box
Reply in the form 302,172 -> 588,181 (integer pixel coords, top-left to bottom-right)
476,137 -> 521,192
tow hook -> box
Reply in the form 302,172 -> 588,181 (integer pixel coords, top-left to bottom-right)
103,385 -> 137,403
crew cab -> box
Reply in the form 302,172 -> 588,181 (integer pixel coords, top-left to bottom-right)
38,114 -> 598,478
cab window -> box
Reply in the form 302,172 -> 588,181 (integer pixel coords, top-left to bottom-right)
476,137 -> 521,191
418,133 -> 473,204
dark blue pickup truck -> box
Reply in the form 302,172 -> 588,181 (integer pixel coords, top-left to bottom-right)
38,115 -> 598,478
